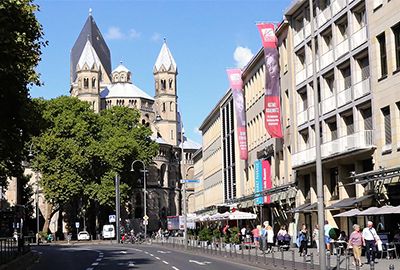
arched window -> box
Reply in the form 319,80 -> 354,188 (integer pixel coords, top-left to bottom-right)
170,102 -> 173,111
161,79 -> 166,90
162,102 -> 166,112
78,78 -> 82,90
84,78 -> 89,88
92,77 -> 96,88
169,78 -> 173,89
142,119 -> 146,125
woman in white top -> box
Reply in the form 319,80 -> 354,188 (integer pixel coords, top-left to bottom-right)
278,225 -> 287,236
266,225 -> 274,252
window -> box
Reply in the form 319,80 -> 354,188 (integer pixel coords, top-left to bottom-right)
92,77 -> 96,88
393,24 -> 400,70
330,167 -> 339,199
361,107 -> 373,130
169,79 -> 173,89
84,78 -> 89,88
304,174 -> 310,199
344,114 -> 354,135
328,121 -> 337,140
161,79 -> 166,90
356,9 -> 366,28
382,106 -> 392,145
377,33 -> 387,77
359,57 -> 370,80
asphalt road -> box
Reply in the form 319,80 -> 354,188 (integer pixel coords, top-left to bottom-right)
29,242 -> 263,270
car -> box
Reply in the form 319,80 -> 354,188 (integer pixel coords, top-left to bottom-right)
77,231 -> 90,241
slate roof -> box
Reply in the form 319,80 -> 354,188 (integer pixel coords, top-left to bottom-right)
154,40 -> 177,72
71,15 -> 111,83
77,39 -> 101,70
179,136 -> 201,150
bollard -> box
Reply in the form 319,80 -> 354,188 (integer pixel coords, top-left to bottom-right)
263,248 -> 267,265
248,244 -> 251,261
303,251 -> 307,270
242,243 -> 245,261
281,248 -> 285,269
272,247 -> 277,267
310,253 -> 314,270
292,250 -> 296,270
355,259 -> 360,270
255,245 -> 258,264
389,264 -> 395,270
327,252 -> 331,270
345,250 -> 349,270
219,242 -> 222,256
229,244 -> 232,258
234,243 -> 237,259
370,261 -> 375,270
336,253 -> 340,270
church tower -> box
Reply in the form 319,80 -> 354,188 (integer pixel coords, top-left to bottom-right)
153,38 -> 179,146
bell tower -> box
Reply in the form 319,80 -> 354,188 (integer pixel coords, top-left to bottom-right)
153,38 -> 179,146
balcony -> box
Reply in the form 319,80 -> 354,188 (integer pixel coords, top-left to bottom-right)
321,95 -> 336,114
320,49 -> 333,70
335,38 -> 349,60
332,0 -> 346,16
351,26 -> 367,50
353,78 -> 370,100
307,60 -> 320,78
292,130 -> 375,167
308,105 -> 315,121
304,22 -> 311,38
317,7 -> 332,28
294,30 -> 304,48
297,109 -> 308,126
296,68 -> 307,86
337,87 -> 352,107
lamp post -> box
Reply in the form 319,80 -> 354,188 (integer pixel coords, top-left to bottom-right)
131,160 -> 148,242
82,208 -> 86,230
155,101 -> 187,249
28,143 -> 40,245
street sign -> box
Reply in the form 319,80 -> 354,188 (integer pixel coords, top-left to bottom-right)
109,215 -> 116,223
180,179 -> 199,183
75,222 -> 80,228
143,220 -> 148,225
143,215 -> 149,220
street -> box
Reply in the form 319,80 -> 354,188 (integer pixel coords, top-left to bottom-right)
30,242 -> 263,270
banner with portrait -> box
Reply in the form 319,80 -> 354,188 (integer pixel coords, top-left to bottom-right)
256,23 -> 283,138
227,69 -> 248,160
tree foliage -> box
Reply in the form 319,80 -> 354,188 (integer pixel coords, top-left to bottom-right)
0,0 -> 47,181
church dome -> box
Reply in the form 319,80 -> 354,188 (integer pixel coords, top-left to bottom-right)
100,83 -> 154,100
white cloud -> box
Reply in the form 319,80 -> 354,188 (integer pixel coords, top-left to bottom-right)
129,29 -> 141,39
152,32 -> 162,42
193,127 -> 201,135
105,27 -> 124,40
233,46 -> 254,68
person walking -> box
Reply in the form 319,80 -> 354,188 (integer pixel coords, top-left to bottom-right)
260,224 -> 267,251
298,224 -> 308,256
347,224 -> 363,266
266,224 -> 274,253
324,220 -> 333,253
362,221 -> 379,265
253,226 -> 260,247
312,224 -> 319,253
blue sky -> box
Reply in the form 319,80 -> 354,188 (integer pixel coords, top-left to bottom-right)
32,0 -> 292,144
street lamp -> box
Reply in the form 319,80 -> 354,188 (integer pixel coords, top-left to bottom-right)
131,160 -> 148,242
155,101 -> 187,249
28,143 -> 40,245
82,208 -> 86,231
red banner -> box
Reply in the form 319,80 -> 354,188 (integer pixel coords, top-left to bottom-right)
262,159 -> 271,204
227,69 -> 248,160
256,23 -> 283,138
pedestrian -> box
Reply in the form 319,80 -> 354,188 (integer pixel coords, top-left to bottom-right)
253,226 -> 260,247
260,224 -> 267,251
324,220 -> 333,253
347,224 -> 363,266
339,231 -> 348,242
277,225 -> 287,237
312,224 -> 319,253
298,224 -> 308,256
245,224 -> 252,244
241,226 -> 246,243
362,221 -> 379,265
266,225 -> 274,253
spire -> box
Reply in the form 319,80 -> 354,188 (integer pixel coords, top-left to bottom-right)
71,13 -> 111,83
89,8 -> 92,16
154,39 -> 177,72
77,39 -> 101,70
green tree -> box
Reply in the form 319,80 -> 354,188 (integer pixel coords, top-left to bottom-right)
0,0 -> 47,181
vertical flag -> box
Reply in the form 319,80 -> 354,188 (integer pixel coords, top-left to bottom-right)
262,159 -> 271,204
227,69 -> 248,160
255,161 -> 263,204
256,23 -> 283,138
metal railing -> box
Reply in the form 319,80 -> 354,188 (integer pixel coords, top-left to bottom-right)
0,236 -> 33,265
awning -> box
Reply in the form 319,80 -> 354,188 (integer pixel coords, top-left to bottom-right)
326,195 -> 374,209
228,211 -> 257,220
357,207 -> 378,215
357,205 -> 400,215
209,212 -> 230,221
333,208 -> 361,217
286,203 -> 311,213
302,202 -> 318,212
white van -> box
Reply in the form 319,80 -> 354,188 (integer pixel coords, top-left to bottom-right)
102,225 -> 115,239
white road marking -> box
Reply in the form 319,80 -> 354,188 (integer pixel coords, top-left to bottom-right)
128,261 -> 135,267
189,260 -> 211,265
157,250 -> 171,254
118,263 -> 124,266
163,261 -> 169,265
38,252 -> 43,255
121,251 -> 127,254
172,267 -> 180,270
145,251 -> 149,254
91,262 -> 98,266
150,254 -> 154,256
96,258 -> 102,261
155,256 -> 160,260
86,268 -> 94,270
99,254 -> 103,258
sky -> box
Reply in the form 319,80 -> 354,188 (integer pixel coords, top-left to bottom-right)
31,0 -> 293,145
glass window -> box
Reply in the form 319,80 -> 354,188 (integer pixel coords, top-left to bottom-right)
377,33 -> 387,77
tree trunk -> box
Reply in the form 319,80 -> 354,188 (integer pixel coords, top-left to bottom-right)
42,202 -> 60,233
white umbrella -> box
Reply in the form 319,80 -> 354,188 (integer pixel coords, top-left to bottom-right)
209,212 -> 230,221
357,207 -> 378,215
229,211 -> 257,220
